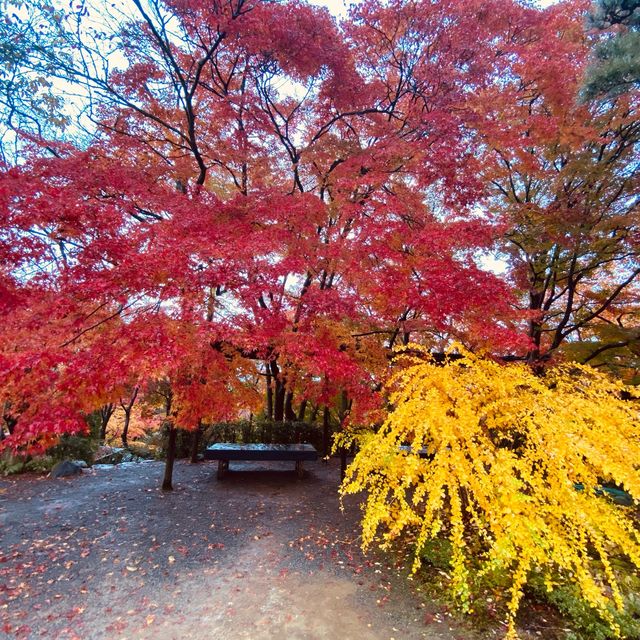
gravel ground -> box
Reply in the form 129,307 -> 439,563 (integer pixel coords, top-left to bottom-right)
0,459 -> 474,640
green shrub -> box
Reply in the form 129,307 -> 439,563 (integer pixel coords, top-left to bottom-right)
528,567 -> 640,640
0,451 -> 27,475
419,538 -> 455,571
141,430 -> 167,459
24,456 -> 56,473
153,425 -> 194,460
0,432 -> 97,475
85,410 -> 103,440
203,419 -> 326,450
417,535 -> 640,639
48,434 -> 97,465
127,441 -> 158,459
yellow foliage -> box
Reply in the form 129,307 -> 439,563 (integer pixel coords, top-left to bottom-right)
339,344 -> 640,639
106,406 -> 153,443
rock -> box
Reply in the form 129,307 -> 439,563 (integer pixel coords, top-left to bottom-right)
50,460 -> 83,478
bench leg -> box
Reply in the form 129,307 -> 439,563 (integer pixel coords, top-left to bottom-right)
295,460 -> 304,479
217,459 -> 228,480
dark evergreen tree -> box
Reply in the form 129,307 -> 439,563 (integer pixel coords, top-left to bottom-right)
583,0 -> 640,98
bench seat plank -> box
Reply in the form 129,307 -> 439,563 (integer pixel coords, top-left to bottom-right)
204,443 -> 318,462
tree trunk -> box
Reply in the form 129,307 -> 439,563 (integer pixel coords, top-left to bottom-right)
273,382 -> 285,422
297,399 -> 307,422
284,390 -> 296,421
265,366 -> 273,420
1,402 -> 15,439
340,447 -> 347,479
162,423 -> 177,491
270,361 -> 286,422
322,406 -> 330,458
120,386 -> 138,448
99,403 -> 115,442
190,420 -> 202,463
527,289 -> 544,366
121,410 -> 131,448
338,390 -> 349,479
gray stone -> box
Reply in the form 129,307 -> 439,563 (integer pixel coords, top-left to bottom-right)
50,460 -> 83,478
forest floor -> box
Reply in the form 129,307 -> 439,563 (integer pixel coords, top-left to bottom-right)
1,459 -> 499,640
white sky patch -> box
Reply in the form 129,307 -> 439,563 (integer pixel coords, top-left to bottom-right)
479,253 -> 507,275
308,0 -> 350,18
309,0 -> 559,18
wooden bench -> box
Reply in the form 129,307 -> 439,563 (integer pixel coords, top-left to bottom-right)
204,443 -> 318,479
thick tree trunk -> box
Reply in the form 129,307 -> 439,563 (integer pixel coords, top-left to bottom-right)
309,404 -> 319,424
527,289 -> 544,364
284,390 -> 296,421
270,361 -> 286,422
340,447 -> 348,479
161,389 -> 175,490
162,423 -> 177,491
190,420 -> 202,463
526,288 -> 547,374
273,382 -> 285,422
297,399 -> 307,422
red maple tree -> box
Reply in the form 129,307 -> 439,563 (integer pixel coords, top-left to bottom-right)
0,0 -> 600,487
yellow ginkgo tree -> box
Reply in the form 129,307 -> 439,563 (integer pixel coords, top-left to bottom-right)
339,345 -> 640,639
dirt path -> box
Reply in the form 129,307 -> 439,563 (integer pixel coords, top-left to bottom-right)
0,459 -> 470,640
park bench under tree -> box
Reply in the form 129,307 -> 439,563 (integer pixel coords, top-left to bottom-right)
204,443 -> 318,479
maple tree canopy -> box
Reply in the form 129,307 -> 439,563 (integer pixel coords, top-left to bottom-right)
0,0 -> 637,452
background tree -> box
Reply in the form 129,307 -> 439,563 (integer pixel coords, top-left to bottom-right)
474,2 -> 640,367
560,282 -> 640,381
0,1 -> 77,163
118,386 -> 139,448
98,403 -> 115,442
584,0 -> 640,99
